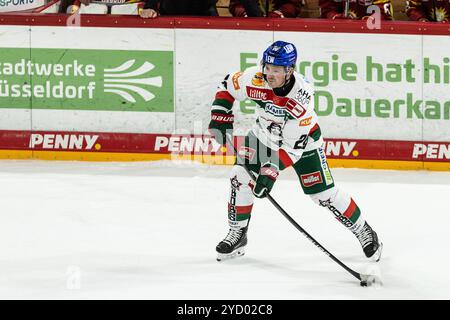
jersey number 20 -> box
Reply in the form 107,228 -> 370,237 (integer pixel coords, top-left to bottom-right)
294,134 -> 308,150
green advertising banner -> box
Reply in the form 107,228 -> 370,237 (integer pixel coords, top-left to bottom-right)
0,48 -> 174,112
238,52 -> 450,121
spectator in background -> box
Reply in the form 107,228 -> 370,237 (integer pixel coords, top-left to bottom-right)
140,0 -> 218,18
319,0 -> 393,20
229,0 -> 302,18
58,0 -> 73,13
59,0 -> 144,13
406,0 -> 449,22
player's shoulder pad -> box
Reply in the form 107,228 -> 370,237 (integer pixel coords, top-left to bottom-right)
229,66 -> 264,90
246,66 -> 265,88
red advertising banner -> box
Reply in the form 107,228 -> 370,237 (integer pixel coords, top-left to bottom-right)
1,130 -> 449,169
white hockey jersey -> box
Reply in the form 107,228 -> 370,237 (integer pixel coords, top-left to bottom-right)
211,66 -> 323,168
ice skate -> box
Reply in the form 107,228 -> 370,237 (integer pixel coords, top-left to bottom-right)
355,222 -> 383,262
216,227 -> 248,262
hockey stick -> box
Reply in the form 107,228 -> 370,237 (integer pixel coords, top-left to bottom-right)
225,134 -> 381,286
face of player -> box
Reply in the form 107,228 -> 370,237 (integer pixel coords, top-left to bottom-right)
263,64 -> 292,89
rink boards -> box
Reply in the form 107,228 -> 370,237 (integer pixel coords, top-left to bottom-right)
0,16 -> 449,170
0,130 -> 448,170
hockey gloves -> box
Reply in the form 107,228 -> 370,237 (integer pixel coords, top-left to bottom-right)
253,164 -> 279,198
208,111 -> 234,146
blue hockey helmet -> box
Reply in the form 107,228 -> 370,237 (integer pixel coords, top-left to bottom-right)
262,41 -> 297,68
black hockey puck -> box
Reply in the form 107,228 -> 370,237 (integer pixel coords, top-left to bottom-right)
360,281 -> 368,287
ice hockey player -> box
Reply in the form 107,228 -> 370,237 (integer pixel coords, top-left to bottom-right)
208,41 -> 383,262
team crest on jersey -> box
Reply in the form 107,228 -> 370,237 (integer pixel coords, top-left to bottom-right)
267,122 -> 283,137
251,72 -> 264,87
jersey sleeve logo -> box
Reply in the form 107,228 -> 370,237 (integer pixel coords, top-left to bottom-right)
251,72 -> 264,87
232,72 -> 243,90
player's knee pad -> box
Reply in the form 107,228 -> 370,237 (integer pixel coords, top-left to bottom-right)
229,165 -> 252,187
309,186 -> 340,207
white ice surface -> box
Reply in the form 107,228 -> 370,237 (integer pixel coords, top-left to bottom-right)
0,160 -> 449,299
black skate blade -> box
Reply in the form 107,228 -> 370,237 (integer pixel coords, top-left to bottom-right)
370,242 -> 383,262
216,247 -> 245,262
